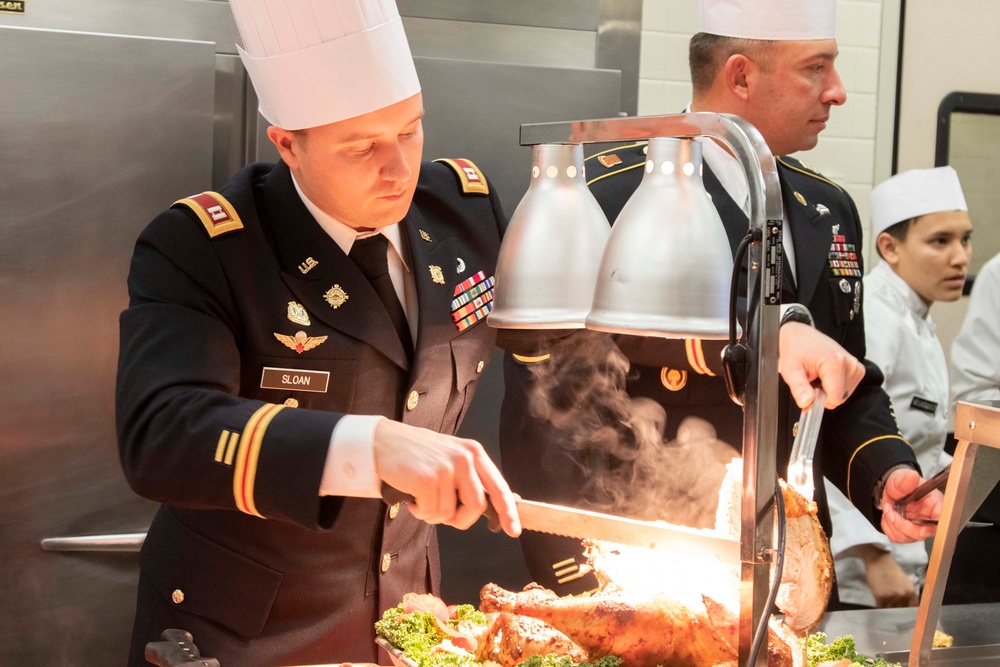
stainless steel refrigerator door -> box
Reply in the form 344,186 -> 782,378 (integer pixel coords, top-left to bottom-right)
0,25 -> 216,665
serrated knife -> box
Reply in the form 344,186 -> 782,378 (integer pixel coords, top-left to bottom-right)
381,484 -> 740,563
516,498 -> 740,563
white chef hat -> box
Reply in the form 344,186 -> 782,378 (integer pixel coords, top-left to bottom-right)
229,0 -> 421,130
870,166 -> 968,236
699,0 -> 837,40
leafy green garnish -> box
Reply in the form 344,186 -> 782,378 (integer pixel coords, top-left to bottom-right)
516,655 -> 622,667
375,604 -> 487,667
801,631 -> 901,667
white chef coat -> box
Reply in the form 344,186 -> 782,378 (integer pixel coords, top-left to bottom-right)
825,261 -> 951,607
951,252 -> 1000,410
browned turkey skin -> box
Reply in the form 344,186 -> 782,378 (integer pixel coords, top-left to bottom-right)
476,609 -> 588,666
479,583 -> 796,667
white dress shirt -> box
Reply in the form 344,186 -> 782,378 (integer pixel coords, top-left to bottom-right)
825,261 -> 951,606
690,103 -> 797,282
291,175 -> 415,498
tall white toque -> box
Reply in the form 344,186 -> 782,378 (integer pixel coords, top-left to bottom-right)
229,0 -> 421,130
699,0 -> 837,40
870,166 -> 968,236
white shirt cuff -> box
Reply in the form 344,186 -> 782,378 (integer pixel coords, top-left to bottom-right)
319,415 -> 384,498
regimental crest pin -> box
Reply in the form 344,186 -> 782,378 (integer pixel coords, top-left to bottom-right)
660,367 -> 688,391
299,257 -> 319,274
598,153 -> 622,168
324,284 -> 349,308
832,224 -> 840,235
287,301 -> 311,326
456,257 -> 466,273
274,331 -> 328,354
429,265 -> 445,284
419,229 -> 432,242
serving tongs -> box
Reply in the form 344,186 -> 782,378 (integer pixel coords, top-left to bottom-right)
786,386 -> 826,500
892,462 -> 993,528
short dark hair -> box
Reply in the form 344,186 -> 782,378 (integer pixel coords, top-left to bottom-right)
874,218 -> 914,260
689,32 -> 774,94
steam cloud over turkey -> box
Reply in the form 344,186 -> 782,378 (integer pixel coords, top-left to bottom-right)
522,331 -> 737,528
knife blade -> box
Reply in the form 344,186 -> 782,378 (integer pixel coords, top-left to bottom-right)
516,499 -> 740,563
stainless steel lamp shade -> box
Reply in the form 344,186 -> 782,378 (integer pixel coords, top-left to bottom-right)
586,137 -> 733,338
489,143 -> 611,328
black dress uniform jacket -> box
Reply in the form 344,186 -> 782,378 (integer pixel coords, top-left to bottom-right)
117,159 -> 505,666
499,142 -> 917,593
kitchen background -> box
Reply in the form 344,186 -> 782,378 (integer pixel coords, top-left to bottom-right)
2,0 -> 999,664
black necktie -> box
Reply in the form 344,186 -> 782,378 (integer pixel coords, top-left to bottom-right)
349,234 -> 414,357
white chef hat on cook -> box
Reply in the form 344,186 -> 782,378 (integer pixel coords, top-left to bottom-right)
870,167 -> 968,236
699,0 -> 837,40
229,0 -> 420,130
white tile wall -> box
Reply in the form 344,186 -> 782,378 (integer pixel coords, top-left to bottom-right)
639,0 -> 887,227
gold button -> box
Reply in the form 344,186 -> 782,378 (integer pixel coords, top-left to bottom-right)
476,360 -> 485,374
381,552 -> 392,573
406,390 -> 419,411
792,421 -> 800,438
283,398 -> 299,408
171,589 -> 185,605
389,503 -> 400,519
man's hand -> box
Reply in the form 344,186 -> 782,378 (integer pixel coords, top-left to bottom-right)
372,420 -> 521,537
880,467 -> 942,543
778,322 -> 866,410
857,544 -> 919,608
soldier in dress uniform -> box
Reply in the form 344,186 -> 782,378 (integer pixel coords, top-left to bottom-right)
116,1 -> 519,665
501,0 -> 941,596
825,166 -> 972,609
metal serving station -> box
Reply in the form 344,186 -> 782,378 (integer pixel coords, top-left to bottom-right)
818,399 -> 1000,666
506,112 -> 785,667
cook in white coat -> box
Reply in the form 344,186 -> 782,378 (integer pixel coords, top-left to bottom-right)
825,166 -> 973,608
952,252 -> 1000,406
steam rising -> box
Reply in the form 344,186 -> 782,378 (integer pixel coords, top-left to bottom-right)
525,331 -> 737,529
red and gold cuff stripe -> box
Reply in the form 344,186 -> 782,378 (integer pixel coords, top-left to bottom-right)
233,403 -> 285,518
684,338 -> 716,376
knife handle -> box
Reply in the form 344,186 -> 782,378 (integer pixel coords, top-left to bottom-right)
380,482 -> 501,532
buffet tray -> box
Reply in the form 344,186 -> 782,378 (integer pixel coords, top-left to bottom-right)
376,637 -> 418,667
879,643 -> 1000,665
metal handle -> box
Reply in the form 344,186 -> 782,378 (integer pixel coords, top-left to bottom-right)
786,387 -> 826,500
40,531 -> 146,552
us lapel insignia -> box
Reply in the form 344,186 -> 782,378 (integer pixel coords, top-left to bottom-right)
298,257 -> 319,274
451,271 -> 495,331
815,203 -> 830,216
274,331 -> 328,354
287,301 -> 311,326
429,265 -> 445,284
419,229 -> 432,242
660,367 -> 688,391
794,191 -> 807,206
456,257 -> 466,273
324,284 -> 349,308
598,153 -> 622,168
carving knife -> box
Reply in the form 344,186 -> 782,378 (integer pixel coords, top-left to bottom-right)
516,498 -> 740,563
381,484 -> 740,563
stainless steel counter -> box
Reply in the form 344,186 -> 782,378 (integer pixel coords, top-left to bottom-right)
818,603 -> 1000,663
